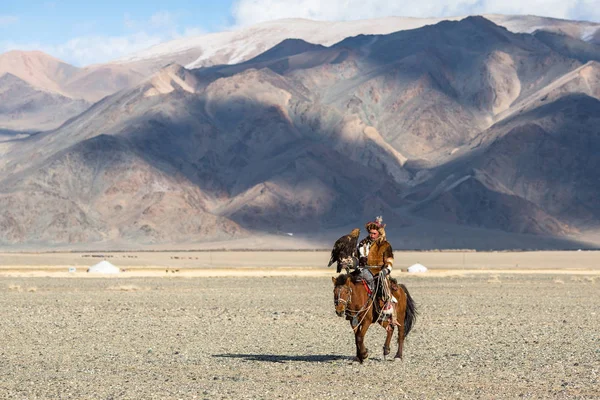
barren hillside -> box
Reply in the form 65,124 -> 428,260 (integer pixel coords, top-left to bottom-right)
2,16 -> 600,249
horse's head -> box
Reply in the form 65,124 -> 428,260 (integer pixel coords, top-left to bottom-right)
332,275 -> 352,317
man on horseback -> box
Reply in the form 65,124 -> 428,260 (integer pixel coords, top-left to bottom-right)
331,216 -> 416,362
356,216 -> 399,325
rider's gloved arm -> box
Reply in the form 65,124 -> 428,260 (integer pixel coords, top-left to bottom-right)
383,243 -> 394,274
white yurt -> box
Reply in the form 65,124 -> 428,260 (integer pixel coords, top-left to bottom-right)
87,260 -> 121,274
407,263 -> 428,273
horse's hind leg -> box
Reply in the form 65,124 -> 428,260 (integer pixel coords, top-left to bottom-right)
394,292 -> 407,360
395,320 -> 405,360
382,322 -> 393,360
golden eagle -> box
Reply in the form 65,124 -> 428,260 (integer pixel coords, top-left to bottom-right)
328,228 -> 360,273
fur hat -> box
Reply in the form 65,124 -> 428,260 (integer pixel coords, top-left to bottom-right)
365,216 -> 386,240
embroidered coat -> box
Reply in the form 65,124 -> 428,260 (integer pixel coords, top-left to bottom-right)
358,236 -> 394,272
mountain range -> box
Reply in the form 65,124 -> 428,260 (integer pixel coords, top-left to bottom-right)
1,14 -> 600,250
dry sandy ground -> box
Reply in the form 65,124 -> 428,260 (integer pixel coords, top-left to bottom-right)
0,252 -> 599,399
2,250 -> 600,274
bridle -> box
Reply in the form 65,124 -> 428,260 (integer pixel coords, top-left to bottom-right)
334,284 -> 353,309
333,272 -> 386,331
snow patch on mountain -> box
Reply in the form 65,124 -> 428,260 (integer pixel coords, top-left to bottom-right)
112,15 -> 600,73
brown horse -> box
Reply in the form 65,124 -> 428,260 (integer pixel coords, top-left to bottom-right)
332,271 -> 417,363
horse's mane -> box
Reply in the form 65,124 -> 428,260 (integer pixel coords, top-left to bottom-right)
334,274 -> 348,286
334,272 -> 361,286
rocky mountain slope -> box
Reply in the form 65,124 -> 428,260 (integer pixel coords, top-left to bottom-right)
0,73 -> 89,131
116,14 -> 600,73
0,51 -> 144,131
2,16 -> 600,249
2,14 -> 598,132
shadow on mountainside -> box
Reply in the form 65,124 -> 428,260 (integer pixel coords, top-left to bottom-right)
413,94 -> 600,219
2,90 -> 599,248
1,18 -> 599,248
0,93 -> 411,244
110,93 -> 411,233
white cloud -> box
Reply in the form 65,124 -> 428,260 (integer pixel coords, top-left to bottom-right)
0,15 -> 19,26
54,33 -> 166,66
181,27 -> 205,37
0,40 -> 43,54
0,33 -> 164,66
124,13 -> 138,30
124,11 -> 178,31
1,11 -> 205,66
231,0 -> 600,26
149,11 -> 176,28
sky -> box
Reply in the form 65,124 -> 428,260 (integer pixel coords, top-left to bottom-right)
1,0 -> 600,66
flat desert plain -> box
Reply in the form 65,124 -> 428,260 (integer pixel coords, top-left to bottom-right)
1,251 -> 599,399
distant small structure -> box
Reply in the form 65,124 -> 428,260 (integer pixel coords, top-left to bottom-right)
87,260 -> 120,274
407,263 -> 428,273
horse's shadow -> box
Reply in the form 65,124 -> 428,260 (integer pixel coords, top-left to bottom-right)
213,354 -> 348,363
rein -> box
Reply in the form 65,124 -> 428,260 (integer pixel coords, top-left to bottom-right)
347,293 -> 374,332
339,273 -> 384,332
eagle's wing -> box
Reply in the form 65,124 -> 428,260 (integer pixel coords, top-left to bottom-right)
327,245 -> 337,267
348,236 -> 359,258
328,235 -> 349,267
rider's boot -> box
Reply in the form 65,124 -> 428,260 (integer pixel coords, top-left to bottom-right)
382,277 -> 401,328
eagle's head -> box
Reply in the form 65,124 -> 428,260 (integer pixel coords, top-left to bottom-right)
350,228 -> 360,238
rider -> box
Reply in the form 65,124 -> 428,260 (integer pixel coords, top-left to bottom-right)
357,216 -> 396,313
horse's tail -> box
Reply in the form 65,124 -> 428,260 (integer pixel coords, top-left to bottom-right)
400,284 -> 417,337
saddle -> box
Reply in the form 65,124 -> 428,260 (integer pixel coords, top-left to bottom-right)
349,270 -> 373,295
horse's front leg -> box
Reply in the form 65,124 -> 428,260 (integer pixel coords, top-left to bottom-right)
354,322 -> 370,363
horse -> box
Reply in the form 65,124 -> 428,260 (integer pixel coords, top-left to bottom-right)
332,269 -> 417,363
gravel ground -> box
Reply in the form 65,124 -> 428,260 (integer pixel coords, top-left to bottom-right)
1,273 -> 599,399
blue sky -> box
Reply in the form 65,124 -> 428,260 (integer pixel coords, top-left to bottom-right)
0,0 -> 235,65
1,1 -> 233,43
1,0 -> 599,66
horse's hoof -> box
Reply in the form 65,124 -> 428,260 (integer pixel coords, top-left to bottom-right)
394,356 -> 402,362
